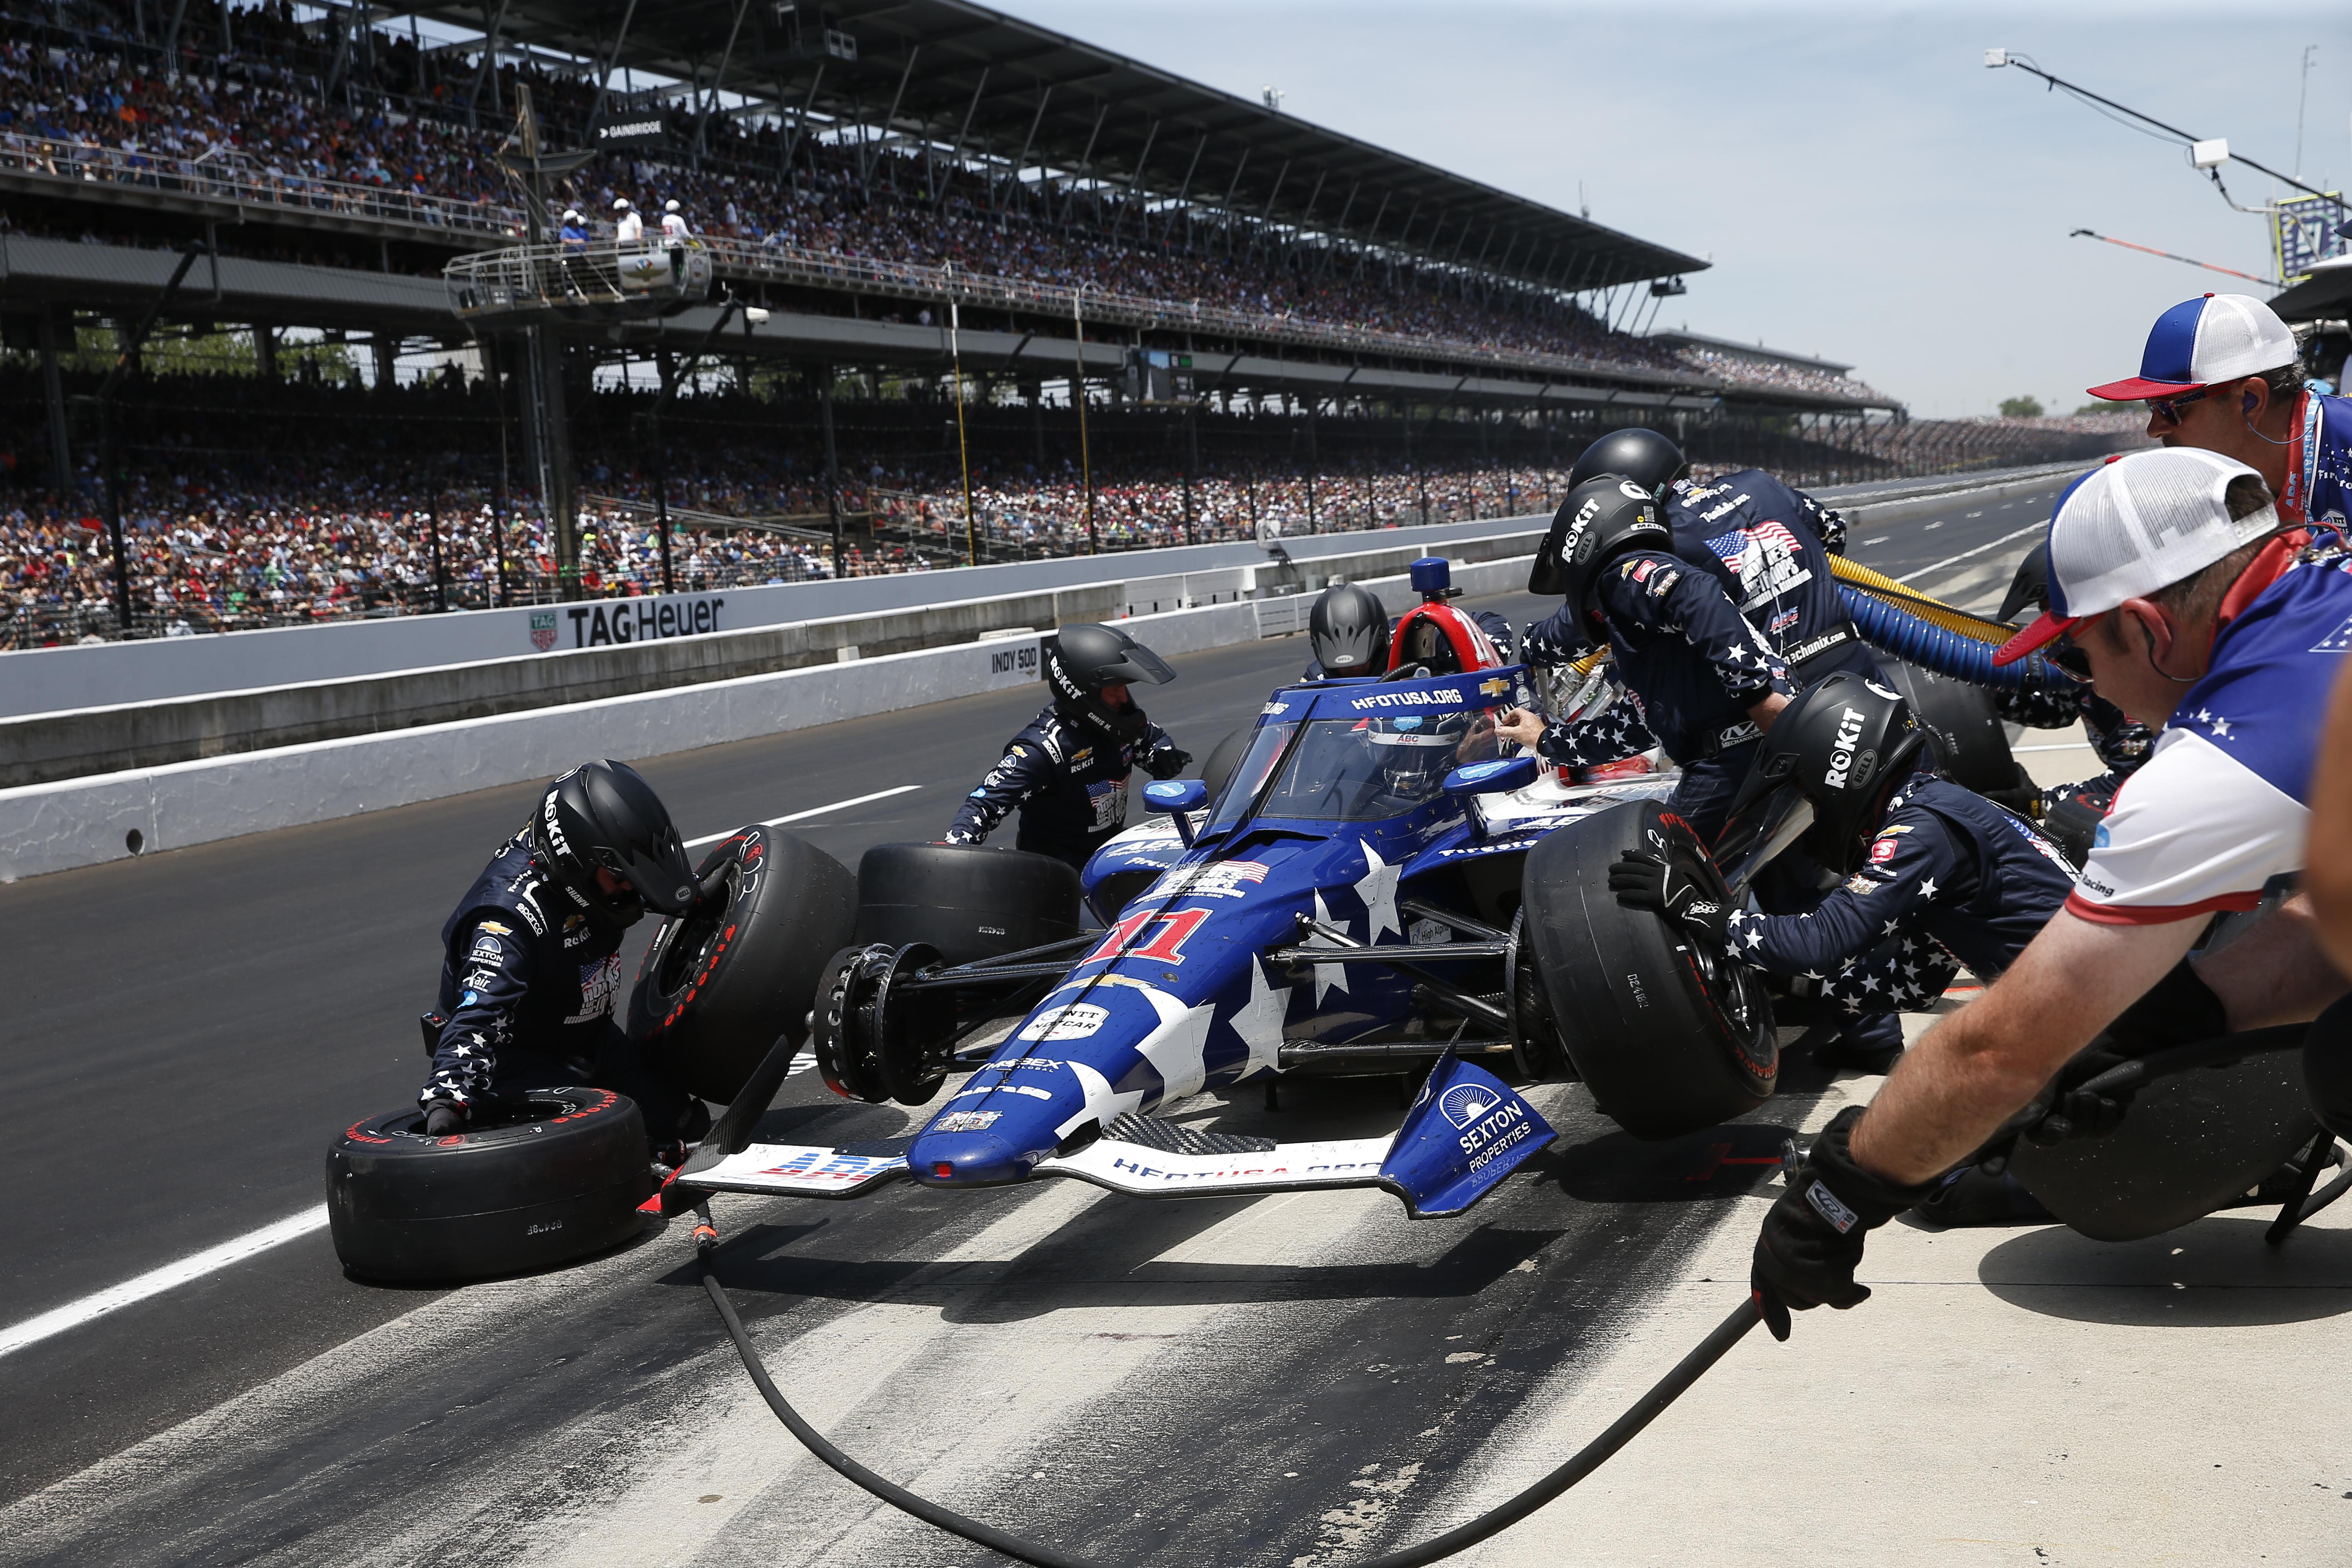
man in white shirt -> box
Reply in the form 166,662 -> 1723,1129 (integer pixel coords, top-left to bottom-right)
612,196 -> 643,246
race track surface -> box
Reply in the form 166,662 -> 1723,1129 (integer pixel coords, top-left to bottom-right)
0,480 -> 2069,1564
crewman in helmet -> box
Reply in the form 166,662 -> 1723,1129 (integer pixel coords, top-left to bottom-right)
945,624 -> 1192,870
1302,568 -> 1514,681
1573,427 -> 1876,687
1611,671 -> 2075,1078
419,760 -> 699,1151
1498,474 -> 1796,842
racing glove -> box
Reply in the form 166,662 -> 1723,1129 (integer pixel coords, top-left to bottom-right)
423,1102 -> 466,1136
1607,851 -> 1730,948
1145,748 -> 1195,781
1751,1106 -> 1938,1340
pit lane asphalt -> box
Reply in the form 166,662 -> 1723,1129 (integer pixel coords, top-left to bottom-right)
0,479 -> 2070,1559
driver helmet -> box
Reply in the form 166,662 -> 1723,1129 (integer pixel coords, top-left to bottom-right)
1308,581 -> 1390,676
527,759 -> 697,929
1044,623 -> 1177,747
1366,712 -> 1471,794
1728,672 -> 1929,875
1568,428 -> 1689,501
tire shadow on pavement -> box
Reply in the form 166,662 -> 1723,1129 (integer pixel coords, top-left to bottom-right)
1542,1121 -> 1802,1205
1976,1214 -> 2352,1327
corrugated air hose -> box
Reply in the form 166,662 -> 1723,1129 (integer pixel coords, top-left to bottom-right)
1828,555 -> 2066,692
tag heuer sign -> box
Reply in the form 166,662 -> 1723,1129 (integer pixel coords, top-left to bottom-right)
529,611 -> 559,652
594,118 -> 666,151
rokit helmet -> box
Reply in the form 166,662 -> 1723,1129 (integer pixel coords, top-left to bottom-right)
1567,428 -> 1689,500
1308,581 -> 1391,676
1527,475 -> 1675,623
1727,671 -> 1930,875
1044,622 -> 1177,746
528,759 -> 697,928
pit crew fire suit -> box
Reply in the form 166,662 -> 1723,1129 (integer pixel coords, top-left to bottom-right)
1521,553 -> 1792,842
1667,469 -> 1879,686
946,706 -> 1190,870
421,834 -> 688,1137
1722,771 -> 2077,1023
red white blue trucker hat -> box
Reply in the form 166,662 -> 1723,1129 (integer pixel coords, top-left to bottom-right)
2086,292 -> 2299,401
1994,448 -> 2278,665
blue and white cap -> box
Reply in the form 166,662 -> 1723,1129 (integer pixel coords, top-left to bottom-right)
2087,293 -> 2298,401
1994,448 -> 2279,664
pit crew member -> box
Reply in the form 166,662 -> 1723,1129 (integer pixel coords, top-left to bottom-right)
945,624 -> 1191,870
1612,672 -> 2074,1076
1572,428 -> 1879,687
1751,448 -> 2352,1336
1994,533 -> 2155,844
1498,475 -> 1794,843
1303,580 -> 1513,679
421,760 -> 699,1149
2087,292 -> 2347,532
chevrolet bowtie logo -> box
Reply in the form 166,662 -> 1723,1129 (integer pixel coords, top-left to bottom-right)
1479,677 -> 1509,696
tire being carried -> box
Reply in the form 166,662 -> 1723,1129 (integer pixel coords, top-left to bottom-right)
627,827 -> 857,1104
326,1087 -> 647,1283
1521,799 -> 1776,1139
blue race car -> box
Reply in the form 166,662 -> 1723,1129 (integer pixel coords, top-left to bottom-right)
662,657 -> 1783,1223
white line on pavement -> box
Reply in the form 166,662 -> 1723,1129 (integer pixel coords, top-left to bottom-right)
1896,520 -> 2049,584
0,1205 -> 330,1361
685,784 -> 922,849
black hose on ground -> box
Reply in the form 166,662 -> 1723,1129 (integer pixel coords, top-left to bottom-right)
701,1244 -> 1761,1568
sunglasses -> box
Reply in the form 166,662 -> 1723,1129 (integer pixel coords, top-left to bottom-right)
2144,386 -> 2213,424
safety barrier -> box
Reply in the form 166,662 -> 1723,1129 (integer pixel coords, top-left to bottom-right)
0,552 -> 1532,882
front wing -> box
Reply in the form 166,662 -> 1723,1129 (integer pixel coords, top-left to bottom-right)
673,1057 -> 1554,1220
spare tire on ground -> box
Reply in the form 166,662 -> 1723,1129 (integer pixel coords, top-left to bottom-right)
326,1087 -> 648,1283
2009,1027 -> 2315,1242
1521,799 -> 1777,1139
1872,655 -> 2019,798
853,843 -> 1081,965
627,827 -> 857,1103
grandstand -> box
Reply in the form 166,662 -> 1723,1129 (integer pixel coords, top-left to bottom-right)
0,0 -> 2141,642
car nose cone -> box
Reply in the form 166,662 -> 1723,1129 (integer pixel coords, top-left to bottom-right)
907,1129 -> 1035,1186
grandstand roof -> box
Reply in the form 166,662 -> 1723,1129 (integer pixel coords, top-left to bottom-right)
1646,330 -> 1853,374
409,0 -> 1707,295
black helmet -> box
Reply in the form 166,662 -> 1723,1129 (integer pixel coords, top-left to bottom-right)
1568,428 -> 1688,499
528,759 -> 696,928
1045,622 -> 1176,746
1997,541 -> 2051,624
1528,475 -> 1673,616
1308,582 -> 1390,676
1728,672 -> 1930,876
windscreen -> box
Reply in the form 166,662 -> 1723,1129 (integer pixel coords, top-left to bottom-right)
1254,706 -> 1507,823
1204,720 -> 1300,835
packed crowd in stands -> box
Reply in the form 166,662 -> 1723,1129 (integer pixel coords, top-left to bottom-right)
0,2 -> 1879,398
0,445 -> 1580,646
1668,344 -> 1886,402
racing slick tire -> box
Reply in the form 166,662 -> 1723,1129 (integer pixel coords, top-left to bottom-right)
1521,799 -> 1777,1139
627,828 -> 857,1104
853,843 -> 1081,966
325,1088 -> 649,1283
1199,725 -> 1254,806
1872,655 -> 2019,799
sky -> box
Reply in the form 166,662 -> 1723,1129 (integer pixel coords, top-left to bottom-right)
989,1 -> 2348,417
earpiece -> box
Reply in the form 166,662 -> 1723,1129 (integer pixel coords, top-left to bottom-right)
2244,391 -> 2260,415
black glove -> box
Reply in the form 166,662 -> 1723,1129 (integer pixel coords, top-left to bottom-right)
1146,749 -> 1194,781
423,1102 -> 466,1136
1606,850 -> 1730,947
2024,959 -> 2228,1145
1751,1106 -> 1938,1340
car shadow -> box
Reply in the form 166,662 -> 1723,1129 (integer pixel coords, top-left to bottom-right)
1975,1214 -> 2352,1327
1539,1121 -> 1800,1205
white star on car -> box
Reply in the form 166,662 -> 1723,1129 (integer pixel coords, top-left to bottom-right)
1354,841 -> 1403,944
1228,957 -> 1289,1079
1306,890 -> 1350,1005
1135,989 -> 1217,1104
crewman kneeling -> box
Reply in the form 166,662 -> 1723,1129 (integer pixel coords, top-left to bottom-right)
420,760 -> 700,1155
1608,672 -> 2075,1083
